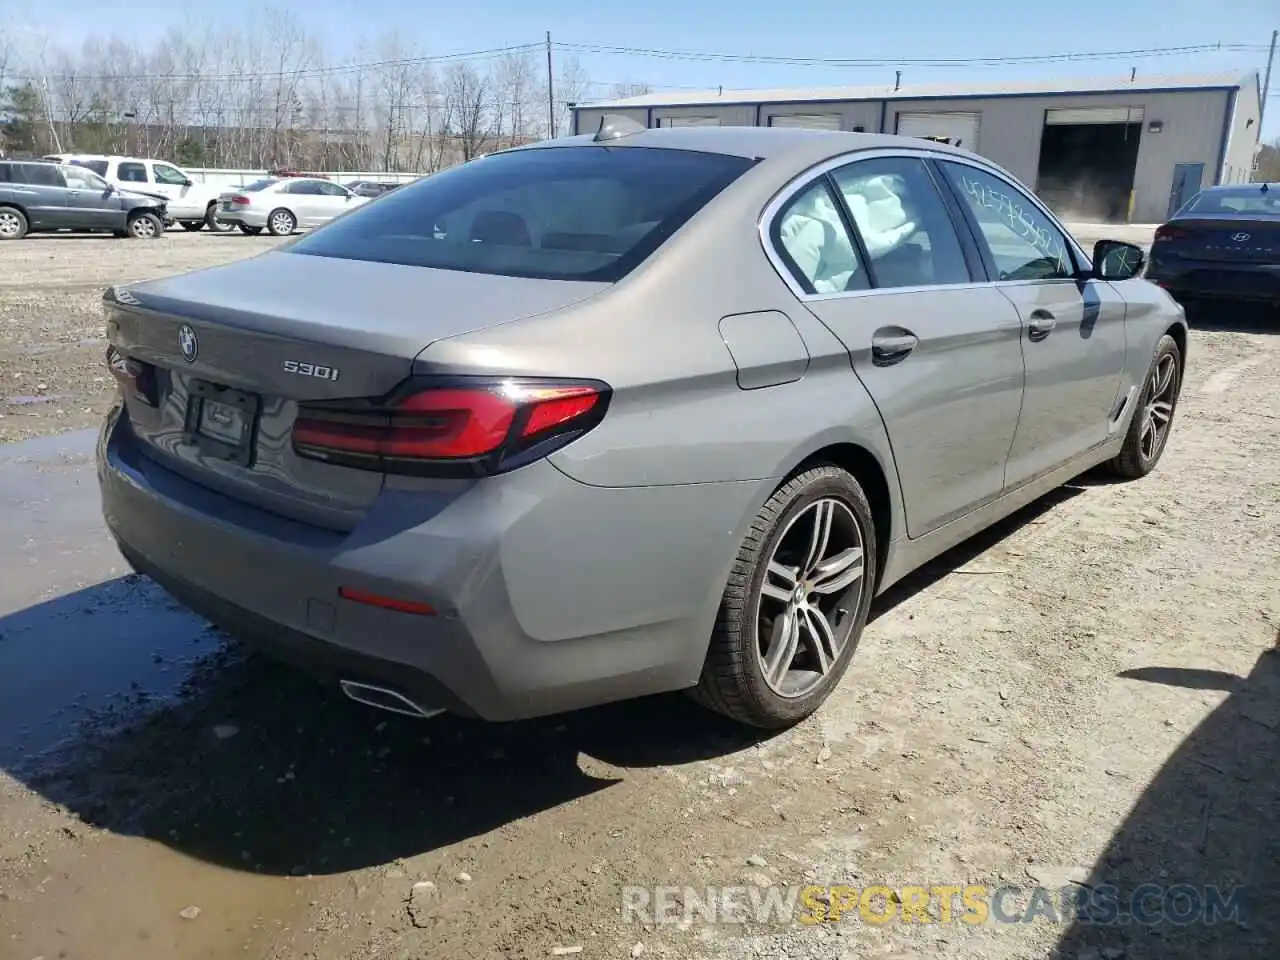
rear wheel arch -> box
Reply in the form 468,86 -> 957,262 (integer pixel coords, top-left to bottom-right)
788,443 -> 893,594
1165,321 -> 1188,379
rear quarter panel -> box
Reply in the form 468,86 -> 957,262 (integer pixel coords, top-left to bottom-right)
414,158 -> 903,495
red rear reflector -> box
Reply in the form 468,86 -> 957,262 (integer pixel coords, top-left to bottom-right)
292,378 -> 611,475
338,586 -> 436,616
520,387 -> 599,438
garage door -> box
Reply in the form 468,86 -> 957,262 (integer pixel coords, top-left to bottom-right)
659,116 -> 721,128
1044,106 -> 1144,125
768,114 -> 843,131
895,111 -> 980,150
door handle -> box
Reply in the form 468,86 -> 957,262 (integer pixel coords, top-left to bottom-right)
67,190 -> 81,197
871,328 -> 919,366
1027,310 -> 1056,342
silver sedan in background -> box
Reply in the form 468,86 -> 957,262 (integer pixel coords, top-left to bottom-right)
216,177 -> 369,236
98,123 -> 1186,730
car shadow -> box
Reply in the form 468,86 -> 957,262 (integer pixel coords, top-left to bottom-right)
1051,648 -> 1280,959
1180,299 -> 1279,334
0,479 -> 1091,878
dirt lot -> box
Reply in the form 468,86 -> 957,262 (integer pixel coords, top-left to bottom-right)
0,229 -> 1278,960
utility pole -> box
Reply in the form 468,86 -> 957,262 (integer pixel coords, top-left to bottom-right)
1261,28 -> 1277,131
545,31 -> 556,139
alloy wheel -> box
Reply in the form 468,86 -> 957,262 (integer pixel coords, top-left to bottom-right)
0,211 -> 22,238
1139,353 -> 1177,462
130,216 -> 157,239
755,498 -> 866,698
271,211 -> 295,235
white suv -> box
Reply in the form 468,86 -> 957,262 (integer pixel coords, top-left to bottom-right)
43,154 -> 230,231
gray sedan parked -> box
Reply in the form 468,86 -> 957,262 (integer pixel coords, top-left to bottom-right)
97,124 -> 1186,729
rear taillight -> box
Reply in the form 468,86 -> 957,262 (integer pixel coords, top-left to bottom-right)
230,195 -> 251,205
292,378 -> 611,476
106,345 -> 158,406
1154,225 -> 1190,242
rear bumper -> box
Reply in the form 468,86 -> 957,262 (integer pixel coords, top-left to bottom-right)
216,207 -> 270,228
97,406 -> 757,721
1146,255 -> 1280,304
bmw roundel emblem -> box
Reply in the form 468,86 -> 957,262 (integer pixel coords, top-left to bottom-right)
178,324 -> 198,363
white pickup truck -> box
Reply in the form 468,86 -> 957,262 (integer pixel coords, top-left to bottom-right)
43,154 -> 231,231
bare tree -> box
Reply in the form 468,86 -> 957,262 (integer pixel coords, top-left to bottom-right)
553,55 -> 592,138
3,24 -> 600,171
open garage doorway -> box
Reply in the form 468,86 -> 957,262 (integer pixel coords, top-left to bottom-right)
1036,107 -> 1143,223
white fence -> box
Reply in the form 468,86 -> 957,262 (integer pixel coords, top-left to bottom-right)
183,168 -> 428,188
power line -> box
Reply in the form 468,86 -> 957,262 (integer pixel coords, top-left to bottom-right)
7,38 -> 1271,86
9,42 -> 545,84
554,40 -> 1272,68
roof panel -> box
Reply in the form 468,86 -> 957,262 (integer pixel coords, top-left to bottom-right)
575,71 -> 1254,110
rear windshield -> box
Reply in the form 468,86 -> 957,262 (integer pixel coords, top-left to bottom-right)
1184,189 -> 1280,216
71,159 -> 109,176
240,179 -> 278,192
285,146 -> 756,282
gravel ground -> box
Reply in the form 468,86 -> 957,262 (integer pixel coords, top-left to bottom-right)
0,227 -> 1277,960
0,231 -> 282,443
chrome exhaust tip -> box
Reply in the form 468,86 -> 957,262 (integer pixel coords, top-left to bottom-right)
339,680 -> 446,720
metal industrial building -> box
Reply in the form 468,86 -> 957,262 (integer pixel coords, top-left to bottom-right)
571,72 -> 1262,223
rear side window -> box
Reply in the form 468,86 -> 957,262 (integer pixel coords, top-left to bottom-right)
0,163 -> 10,183
72,159 -> 109,176
118,162 -> 148,183
15,164 -> 61,187
286,146 -> 755,282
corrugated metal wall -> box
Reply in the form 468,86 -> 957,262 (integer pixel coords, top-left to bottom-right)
1220,75 -> 1262,185
574,86 -> 1242,223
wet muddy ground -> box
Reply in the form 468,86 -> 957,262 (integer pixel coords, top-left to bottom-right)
0,228 -> 1278,960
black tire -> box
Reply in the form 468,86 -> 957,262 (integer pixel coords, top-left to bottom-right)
1108,333 -> 1182,479
0,205 -> 29,240
205,203 -> 234,232
178,220 -> 204,231
266,208 -> 296,237
238,224 -> 264,236
126,211 -> 164,240
691,465 -> 878,729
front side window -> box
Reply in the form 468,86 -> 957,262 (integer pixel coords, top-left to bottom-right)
154,163 -> 189,186
830,157 -> 971,288
772,180 -> 867,295
939,162 -> 1074,281
61,165 -> 109,191
287,146 -> 755,282
117,162 -> 148,183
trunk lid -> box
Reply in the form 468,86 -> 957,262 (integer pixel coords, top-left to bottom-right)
108,251 -> 606,530
1158,216 -> 1280,264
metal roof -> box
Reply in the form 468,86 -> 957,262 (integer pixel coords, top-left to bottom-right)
575,71 -> 1255,110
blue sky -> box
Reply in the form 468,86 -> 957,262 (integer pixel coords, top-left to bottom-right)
9,0 -> 1279,136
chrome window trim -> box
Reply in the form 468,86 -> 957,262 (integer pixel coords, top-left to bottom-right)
758,147 -> 1092,303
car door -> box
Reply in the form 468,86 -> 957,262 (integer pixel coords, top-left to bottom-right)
1,163 -> 59,228
151,161 -> 202,219
935,160 -> 1128,488
14,163 -> 76,228
771,153 -> 1027,538
311,180 -> 357,223
58,164 -> 121,230
281,180 -> 323,225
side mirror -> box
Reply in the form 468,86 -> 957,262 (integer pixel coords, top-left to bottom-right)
183,178 -> 193,187
1092,239 -> 1145,281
